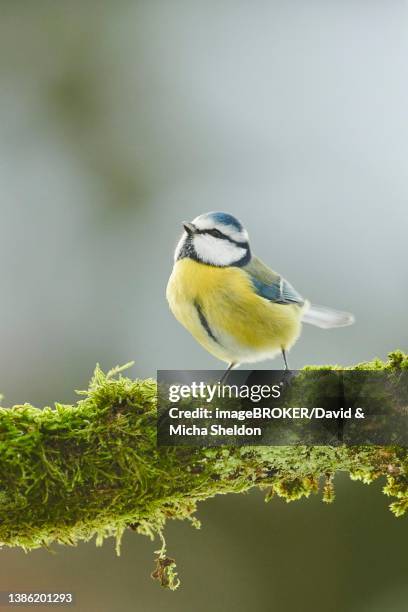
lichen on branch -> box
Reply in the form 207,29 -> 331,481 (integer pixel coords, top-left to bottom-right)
0,351 -> 407,590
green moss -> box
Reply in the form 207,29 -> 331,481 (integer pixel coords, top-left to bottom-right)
0,351 -> 407,589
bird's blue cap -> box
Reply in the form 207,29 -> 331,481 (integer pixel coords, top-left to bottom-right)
196,211 -> 244,231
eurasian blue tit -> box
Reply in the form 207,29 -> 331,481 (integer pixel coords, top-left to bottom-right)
166,212 -> 354,376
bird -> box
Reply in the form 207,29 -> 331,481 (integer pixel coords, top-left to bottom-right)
166,211 -> 354,380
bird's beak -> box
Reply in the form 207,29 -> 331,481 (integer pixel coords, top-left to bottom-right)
182,222 -> 196,235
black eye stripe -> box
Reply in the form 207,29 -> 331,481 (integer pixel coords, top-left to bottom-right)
194,228 -> 249,248
206,228 -> 226,239
196,228 -> 226,239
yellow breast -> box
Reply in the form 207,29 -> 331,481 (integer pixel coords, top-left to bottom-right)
166,258 -> 303,364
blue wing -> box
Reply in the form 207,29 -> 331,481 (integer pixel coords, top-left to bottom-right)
244,256 -> 305,306
250,276 -> 305,305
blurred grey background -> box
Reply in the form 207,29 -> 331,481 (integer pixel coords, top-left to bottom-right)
0,2 -> 407,611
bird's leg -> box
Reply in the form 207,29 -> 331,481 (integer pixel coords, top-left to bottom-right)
219,363 -> 236,384
281,348 -> 289,370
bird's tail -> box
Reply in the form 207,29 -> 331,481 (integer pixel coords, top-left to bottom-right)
302,304 -> 355,329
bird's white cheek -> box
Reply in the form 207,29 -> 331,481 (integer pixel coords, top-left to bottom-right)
193,235 -> 246,266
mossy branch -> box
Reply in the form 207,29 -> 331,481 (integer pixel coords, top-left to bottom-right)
0,352 -> 407,589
